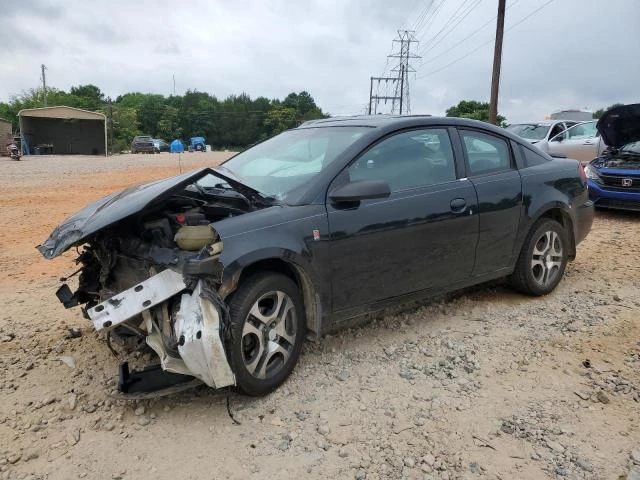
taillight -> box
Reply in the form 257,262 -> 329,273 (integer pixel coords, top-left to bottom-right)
578,163 -> 587,186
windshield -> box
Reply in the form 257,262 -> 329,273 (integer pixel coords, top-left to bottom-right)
505,123 -> 551,140
209,127 -> 369,202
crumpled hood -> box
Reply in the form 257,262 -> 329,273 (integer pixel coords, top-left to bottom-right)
597,103 -> 640,148
37,168 -> 216,259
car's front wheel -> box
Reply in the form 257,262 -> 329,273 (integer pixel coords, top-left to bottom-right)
227,273 -> 305,396
510,219 -> 568,296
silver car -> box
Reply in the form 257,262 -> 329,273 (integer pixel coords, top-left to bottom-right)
544,120 -> 607,162
505,120 -> 576,145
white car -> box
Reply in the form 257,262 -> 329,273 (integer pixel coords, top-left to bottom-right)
547,120 -> 607,162
505,120 -> 577,145
544,121 -> 607,163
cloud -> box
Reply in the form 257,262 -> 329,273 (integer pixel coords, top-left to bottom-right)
0,0 -> 637,124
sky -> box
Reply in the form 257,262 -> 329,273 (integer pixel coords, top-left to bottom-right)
1,0 -> 638,123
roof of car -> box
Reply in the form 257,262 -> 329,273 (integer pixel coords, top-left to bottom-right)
299,115 -> 437,128
297,114 -> 527,144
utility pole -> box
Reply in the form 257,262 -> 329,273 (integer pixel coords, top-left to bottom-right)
41,64 -> 47,107
107,97 -> 114,155
488,0 -> 506,125
173,74 -> 176,96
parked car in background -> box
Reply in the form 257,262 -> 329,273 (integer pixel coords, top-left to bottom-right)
190,136 -> 206,152
505,120 -> 577,146
153,139 -> 170,153
131,135 -> 155,154
541,121 -> 607,163
38,116 -> 594,396
584,104 -> 640,211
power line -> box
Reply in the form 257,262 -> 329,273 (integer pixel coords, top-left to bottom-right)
419,0 -> 484,58
416,0 -> 554,79
418,0 -> 523,68
419,0 -> 477,55
411,0 -> 436,32
414,0 -> 446,39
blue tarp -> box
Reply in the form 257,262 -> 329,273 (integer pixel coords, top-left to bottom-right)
170,139 -> 184,153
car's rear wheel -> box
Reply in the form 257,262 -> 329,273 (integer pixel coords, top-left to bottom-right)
227,273 -> 305,396
510,219 -> 568,296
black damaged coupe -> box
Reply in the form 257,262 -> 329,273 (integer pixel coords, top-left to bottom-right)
39,116 -> 594,396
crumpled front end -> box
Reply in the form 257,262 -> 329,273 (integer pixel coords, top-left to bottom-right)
39,169 -> 264,395
85,268 -> 235,391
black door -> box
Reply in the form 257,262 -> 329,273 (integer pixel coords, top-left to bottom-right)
326,128 -> 479,313
458,129 -> 523,276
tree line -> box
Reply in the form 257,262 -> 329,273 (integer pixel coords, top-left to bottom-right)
0,85 -> 327,152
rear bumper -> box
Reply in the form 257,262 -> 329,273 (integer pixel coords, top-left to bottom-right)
133,145 -> 155,152
574,198 -> 594,246
588,180 -> 640,212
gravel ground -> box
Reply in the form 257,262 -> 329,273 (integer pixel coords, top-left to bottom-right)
0,154 -> 639,480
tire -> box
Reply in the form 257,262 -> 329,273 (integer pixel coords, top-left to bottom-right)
227,273 -> 305,396
196,144 -> 203,152
132,149 -> 137,154
509,219 -> 568,296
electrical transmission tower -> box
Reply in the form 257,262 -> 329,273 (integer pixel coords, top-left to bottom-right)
369,30 -> 420,115
388,30 -> 420,115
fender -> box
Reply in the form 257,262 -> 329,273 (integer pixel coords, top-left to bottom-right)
513,200 -> 576,264
211,203 -> 331,335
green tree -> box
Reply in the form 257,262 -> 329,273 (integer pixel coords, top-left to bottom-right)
264,107 -> 298,135
110,106 -> 140,151
592,103 -> 624,119
69,84 -> 105,110
446,100 -> 506,127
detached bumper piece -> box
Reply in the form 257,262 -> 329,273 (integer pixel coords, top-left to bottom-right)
87,269 -> 187,331
118,361 -> 200,394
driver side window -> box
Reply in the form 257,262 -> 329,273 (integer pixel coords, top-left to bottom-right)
347,128 -> 456,193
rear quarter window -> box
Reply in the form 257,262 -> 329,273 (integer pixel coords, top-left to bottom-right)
520,145 -> 551,167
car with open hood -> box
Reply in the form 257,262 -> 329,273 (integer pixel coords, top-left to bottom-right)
38,115 -> 593,396
583,104 -> 640,211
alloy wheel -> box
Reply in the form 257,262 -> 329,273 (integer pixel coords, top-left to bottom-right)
241,290 -> 297,380
530,230 -> 563,287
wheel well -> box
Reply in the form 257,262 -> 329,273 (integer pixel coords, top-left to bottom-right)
538,208 -> 576,258
236,259 -> 320,338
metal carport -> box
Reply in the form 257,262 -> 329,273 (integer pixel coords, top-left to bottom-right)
18,106 -> 107,156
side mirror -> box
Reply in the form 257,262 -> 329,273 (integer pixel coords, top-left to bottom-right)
329,180 -> 391,203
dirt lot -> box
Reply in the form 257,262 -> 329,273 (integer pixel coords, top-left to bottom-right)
1,153 -> 639,480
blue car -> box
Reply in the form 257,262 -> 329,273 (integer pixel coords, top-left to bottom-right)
190,136 -> 206,152
584,104 -> 640,211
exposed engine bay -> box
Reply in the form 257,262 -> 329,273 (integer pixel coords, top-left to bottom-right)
42,169 -> 268,395
593,155 -> 640,169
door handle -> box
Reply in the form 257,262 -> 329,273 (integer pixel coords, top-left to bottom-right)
582,141 -> 593,145
450,198 -> 467,212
